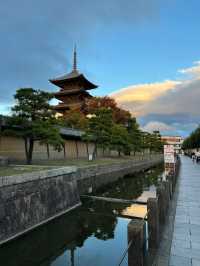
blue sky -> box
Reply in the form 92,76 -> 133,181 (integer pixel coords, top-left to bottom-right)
0,0 -> 200,136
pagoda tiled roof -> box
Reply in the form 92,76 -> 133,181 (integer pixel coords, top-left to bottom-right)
49,70 -> 98,90
54,88 -> 91,97
51,70 -> 80,81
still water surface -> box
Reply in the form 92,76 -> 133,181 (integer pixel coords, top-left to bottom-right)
0,165 -> 163,266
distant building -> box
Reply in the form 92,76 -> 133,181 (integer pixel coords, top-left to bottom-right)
161,135 -> 184,154
49,47 -> 98,115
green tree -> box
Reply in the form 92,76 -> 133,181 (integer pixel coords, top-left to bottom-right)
142,131 -> 164,153
110,124 -> 131,156
127,117 -> 142,154
83,108 -> 113,157
7,88 -> 64,164
182,126 -> 200,150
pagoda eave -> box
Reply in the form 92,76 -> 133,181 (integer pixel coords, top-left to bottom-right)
54,88 -> 91,97
49,74 -> 98,90
53,104 -> 70,111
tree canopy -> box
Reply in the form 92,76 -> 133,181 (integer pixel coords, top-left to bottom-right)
182,126 -> 200,150
7,88 -> 64,164
85,96 -> 131,125
3,88 -> 164,162
83,108 -> 113,155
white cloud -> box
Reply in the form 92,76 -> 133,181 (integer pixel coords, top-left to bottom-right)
142,121 -> 175,133
178,61 -> 200,78
0,104 -> 11,115
111,60 -> 200,136
110,80 -> 179,116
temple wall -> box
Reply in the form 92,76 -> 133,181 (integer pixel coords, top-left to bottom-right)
0,136 -> 96,162
0,136 -> 26,160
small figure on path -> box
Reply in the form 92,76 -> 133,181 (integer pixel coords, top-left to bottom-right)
195,151 -> 200,163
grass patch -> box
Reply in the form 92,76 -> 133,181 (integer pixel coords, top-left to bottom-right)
0,154 -> 155,177
31,156 -> 140,167
0,165 -> 53,177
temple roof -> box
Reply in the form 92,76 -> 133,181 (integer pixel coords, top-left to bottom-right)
53,102 -> 83,110
59,127 -> 84,138
51,69 -> 80,81
49,46 -> 98,89
49,70 -> 98,89
54,88 -> 91,97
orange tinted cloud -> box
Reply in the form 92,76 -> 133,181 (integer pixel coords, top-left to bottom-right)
111,80 -> 178,103
110,80 -> 179,116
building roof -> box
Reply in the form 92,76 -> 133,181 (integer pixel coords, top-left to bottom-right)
59,127 -> 84,138
161,135 -> 183,139
51,69 -> 80,81
50,70 -> 98,90
54,88 -> 92,98
49,47 -> 98,89
0,116 -> 84,140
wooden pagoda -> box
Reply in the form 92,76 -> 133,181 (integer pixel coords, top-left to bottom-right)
49,47 -> 98,115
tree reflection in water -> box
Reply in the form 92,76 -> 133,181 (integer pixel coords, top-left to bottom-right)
93,164 -> 163,200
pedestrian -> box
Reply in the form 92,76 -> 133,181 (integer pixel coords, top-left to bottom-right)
192,154 -> 196,163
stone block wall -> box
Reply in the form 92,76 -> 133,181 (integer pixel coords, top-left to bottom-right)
0,167 -> 81,245
0,154 -> 163,245
76,155 -> 163,194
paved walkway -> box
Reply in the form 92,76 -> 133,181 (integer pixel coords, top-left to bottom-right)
169,156 -> 200,266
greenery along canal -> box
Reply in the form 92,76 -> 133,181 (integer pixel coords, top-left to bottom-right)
0,164 -> 163,266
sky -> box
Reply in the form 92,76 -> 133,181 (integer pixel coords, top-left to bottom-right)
0,0 -> 200,137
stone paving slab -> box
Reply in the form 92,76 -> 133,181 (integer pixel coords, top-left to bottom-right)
192,259 -> 200,266
169,156 -> 200,266
169,255 -> 192,266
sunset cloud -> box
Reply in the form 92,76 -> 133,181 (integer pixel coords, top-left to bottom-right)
111,61 -> 200,136
110,80 -> 179,116
142,121 -> 175,133
110,80 -> 178,103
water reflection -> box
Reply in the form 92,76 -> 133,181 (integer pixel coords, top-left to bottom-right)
94,165 -> 163,200
0,164 -> 163,266
121,204 -> 147,219
0,204 -> 127,266
51,218 -> 130,266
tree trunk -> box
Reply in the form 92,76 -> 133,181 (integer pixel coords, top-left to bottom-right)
26,138 -> 34,165
63,143 -> 66,159
47,143 -> 50,159
86,142 -> 89,159
24,138 -> 29,160
75,140 -> 79,159
93,142 -> 97,159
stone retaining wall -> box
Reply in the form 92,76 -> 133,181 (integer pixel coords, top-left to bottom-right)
0,167 -> 81,245
0,154 -> 163,245
76,156 -> 163,194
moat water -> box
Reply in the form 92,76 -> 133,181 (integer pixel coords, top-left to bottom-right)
0,165 -> 163,266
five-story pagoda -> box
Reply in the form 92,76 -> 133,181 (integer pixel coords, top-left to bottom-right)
50,47 -> 98,115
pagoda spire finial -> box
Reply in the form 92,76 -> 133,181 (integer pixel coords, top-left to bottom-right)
73,44 -> 77,71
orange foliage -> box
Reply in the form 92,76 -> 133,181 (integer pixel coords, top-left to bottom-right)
85,96 -> 131,124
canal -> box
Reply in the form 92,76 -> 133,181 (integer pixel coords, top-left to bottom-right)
0,164 -> 163,266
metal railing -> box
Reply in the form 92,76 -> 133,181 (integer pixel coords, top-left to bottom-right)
117,210 -> 150,266
118,239 -> 134,266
